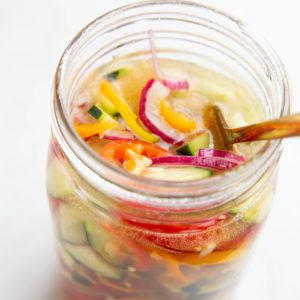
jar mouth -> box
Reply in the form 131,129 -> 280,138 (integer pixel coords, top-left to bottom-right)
51,0 -> 291,209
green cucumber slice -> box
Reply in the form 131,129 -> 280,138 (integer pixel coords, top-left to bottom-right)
105,69 -> 128,81
88,105 -> 103,120
143,167 -> 212,181
230,197 -> 271,224
91,86 -> 119,117
47,157 -> 73,199
88,104 -> 121,128
64,243 -> 123,280
84,223 -> 111,259
96,93 -> 119,117
59,204 -> 87,244
58,242 -> 99,286
177,132 -> 211,156
84,222 -> 124,267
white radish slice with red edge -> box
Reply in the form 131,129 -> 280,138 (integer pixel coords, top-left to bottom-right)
149,30 -> 189,91
151,155 -> 241,171
103,129 -> 135,141
139,79 -> 185,144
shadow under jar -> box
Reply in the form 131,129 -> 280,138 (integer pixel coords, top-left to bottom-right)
47,1 -> 291,300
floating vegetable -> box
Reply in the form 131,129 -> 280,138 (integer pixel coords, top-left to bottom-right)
99,140 -> 171,163
100,80 -> 158,143
160,100 -> 197,133
105,68 -> 128,81
198,149 -> 246,164
74,122 -> 118,139
123,149 -> 152,175
161,79 -> 189,90
74,105 -> 123,139
142,167 -> 212,181
103,129 -> 135,141
177,132 -> 211,156
149,30 -> 189,90
139,79 -> 185,143
91,88 -> 119,117
151,155 -> 241,171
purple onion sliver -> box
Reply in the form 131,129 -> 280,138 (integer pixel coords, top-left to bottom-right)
103,130 -> 135,141
151,156 -> 239,171
198,149 -> 246,164
161,79 -> 189,90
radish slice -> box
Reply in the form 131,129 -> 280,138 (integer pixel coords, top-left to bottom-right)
139,79 -> 185,144
149,30 -> 189,91
198,149 -> 246,163
103,129 -> 135,141
151,156 -> 240,171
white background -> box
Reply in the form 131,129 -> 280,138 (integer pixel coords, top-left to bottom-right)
0,1 -> 299,299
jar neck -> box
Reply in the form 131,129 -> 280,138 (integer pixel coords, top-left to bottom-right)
51,1 -> 291,211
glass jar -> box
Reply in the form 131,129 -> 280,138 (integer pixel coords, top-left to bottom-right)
47,1 -> 291,300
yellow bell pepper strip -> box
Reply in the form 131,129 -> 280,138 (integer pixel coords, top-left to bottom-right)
160,100 -> 197,133
100,80 -> 159,143
74,122 -> 117,139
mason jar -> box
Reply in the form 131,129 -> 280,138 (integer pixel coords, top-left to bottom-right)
47,1 -> 291,299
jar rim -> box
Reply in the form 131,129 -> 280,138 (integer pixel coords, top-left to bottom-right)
51,0 -> 291,209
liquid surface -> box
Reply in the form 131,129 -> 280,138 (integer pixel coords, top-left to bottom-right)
71,57 -> 265,180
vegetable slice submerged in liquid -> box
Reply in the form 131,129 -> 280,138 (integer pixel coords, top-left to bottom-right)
100,80 -> 158,143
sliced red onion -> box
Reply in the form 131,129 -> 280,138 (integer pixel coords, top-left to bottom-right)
149,30 -> 163,80
161,79 -> 189,90
70,94 -> 92,124
139,79 -> 185,144
151,156 -> 239,171
103,129 -> 135,141
72,112 -> 92,124
198,149 -> 246,164
149,30 -> 189,91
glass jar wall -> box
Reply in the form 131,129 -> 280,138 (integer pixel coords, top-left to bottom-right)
47,1 -> 290,299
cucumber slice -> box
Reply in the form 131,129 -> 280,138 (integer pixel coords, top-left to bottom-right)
177,132 -> 211,156
84,223 -> 111,258
58,242 -> 99,286
64,243 -> 123,280
84,222 -> 124,267
88,105 -> 103,120
105,69 -> 128,81
47,157 -> 73,199
231,197 -> 271,224
93,91 -> 119,117
88,104 -> 121,129
101,95 -> 120,117
59,204 -> 87,244
143,167 -> 212,181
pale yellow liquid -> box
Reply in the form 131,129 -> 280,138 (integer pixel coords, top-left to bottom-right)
74,58 -> 266,160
